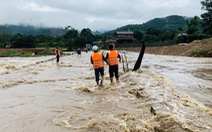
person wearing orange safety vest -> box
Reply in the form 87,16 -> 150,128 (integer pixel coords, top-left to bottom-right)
90,45 -> 106,86
106,44 -> 121,84
55,46 -> 61,63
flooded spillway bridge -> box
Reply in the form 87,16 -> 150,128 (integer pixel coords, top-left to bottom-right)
0,52 -> 211,132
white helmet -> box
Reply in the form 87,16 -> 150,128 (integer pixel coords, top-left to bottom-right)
92,45 -> 98,52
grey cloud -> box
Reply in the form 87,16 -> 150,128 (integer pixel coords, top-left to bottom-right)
0,0 -> 204,31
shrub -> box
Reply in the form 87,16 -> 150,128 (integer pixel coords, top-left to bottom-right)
39,49 -> 55,55
189,48 -> 212,57
0,50 -> 33,57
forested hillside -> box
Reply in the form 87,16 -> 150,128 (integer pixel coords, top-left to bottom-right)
0,25 -> 65,37
0,12 -> 209,50
103,15 -> 206,44
106,15 -> 190,35
139,15 -> 188,31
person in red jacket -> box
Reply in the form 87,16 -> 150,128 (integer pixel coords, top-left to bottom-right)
90,45 -> 106,86
106,44 -> 121,84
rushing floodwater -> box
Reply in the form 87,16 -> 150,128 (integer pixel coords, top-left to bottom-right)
0,51 -> 211,132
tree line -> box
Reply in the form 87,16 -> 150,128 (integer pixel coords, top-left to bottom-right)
0,28 -> 101,50
103,0 -> 212,44
0,0 -> 211,49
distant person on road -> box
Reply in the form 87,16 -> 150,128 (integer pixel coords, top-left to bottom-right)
106,44 -> 121,84
85,47 -> 88,53
76,48 -> 81,57
91,45 -> 106,86
55,46 -> 60,63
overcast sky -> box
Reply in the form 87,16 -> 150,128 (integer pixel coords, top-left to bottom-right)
0,0 -> 204,31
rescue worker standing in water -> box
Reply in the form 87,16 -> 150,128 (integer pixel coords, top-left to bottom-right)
91,45 -> 106,86
106,44 -> 121,84
55,46 -> 60,63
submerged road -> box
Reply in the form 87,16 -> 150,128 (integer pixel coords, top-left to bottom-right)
0,52 -> 211,132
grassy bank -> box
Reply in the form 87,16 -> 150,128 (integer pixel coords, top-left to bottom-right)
189,48 -> 212,57
0,49 -> 55,57
124,38 -> 212,57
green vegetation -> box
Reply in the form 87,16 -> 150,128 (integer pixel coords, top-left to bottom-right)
186,16 -> 202,35
103,15 -> 209,44
0,49 -> 55,57
0,1 -> 211,57
0,50 -> 33,57
113,15 -> 187,32
0,27 -> 98,51
189,48 -> 212,57
39,49 -> 55,55
0,25 -> 65,36
201,0 -> 212,35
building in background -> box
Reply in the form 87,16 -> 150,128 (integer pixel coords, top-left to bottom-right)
115,31 -> 134,43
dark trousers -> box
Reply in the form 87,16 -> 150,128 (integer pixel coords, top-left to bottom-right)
94,67 -> 104,82
56,56 -> 60,63
109,65 -> 119,78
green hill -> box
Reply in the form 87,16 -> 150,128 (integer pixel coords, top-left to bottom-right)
0,25 -> 65,37
139,15 -> 187,31
105,15 -> 188,35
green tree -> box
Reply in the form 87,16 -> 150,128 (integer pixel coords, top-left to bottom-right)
11,33 -> 36,48
75,36 -> 86,48
66,39 -> 75,51
146,27 -> 160,35
133,29 -> 144,42
64,29 -> 78,39
201,0 -> 212,35
11,33 -> 22,48
25,35 -> 36,47
0,34 -> 11,48
160,30 -> 176,41
79,28 -> 95,46
63,27 -> 78,49
186,16 -> 200,35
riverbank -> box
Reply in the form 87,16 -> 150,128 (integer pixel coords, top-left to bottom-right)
124,38 -> 212,57
0,38 -> 211,57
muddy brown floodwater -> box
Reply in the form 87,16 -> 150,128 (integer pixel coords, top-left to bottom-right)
0,51 -> 211,132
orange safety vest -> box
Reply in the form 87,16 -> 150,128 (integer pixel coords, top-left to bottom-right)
107,50 -> 119,66
91,52 -> 104,69
55,49 -> 60,56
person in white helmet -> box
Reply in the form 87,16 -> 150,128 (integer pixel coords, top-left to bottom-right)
90,45 -> 106,86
